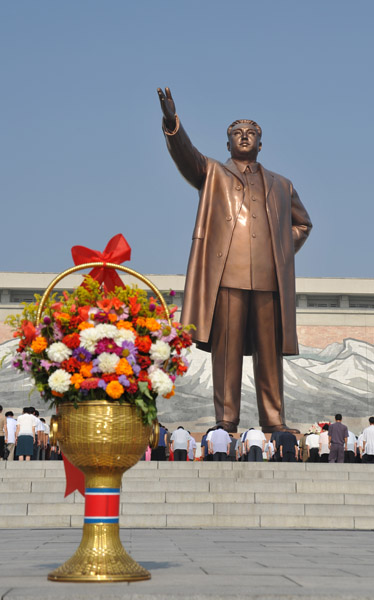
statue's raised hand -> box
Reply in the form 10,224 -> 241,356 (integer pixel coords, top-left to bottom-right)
157,87 -> 176,129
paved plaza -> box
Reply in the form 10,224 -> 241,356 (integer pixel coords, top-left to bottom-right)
0,528 -> 373,599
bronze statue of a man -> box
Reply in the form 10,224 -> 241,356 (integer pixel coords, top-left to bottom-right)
157,87 -> 312,433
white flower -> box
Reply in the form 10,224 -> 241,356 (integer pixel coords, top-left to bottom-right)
47,342 -> 72,363
79,328 -> 101,353
114,328 -> 136,345
95,324 -> 118,340
97,352 -> 120,374
48,369 -> 71,393
150,340 -> 171,363
148,368 -> 173,396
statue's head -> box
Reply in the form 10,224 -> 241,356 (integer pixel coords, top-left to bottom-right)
227,119 -> 262,161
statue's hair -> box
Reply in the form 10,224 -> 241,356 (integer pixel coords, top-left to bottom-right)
227,119 -> 262,139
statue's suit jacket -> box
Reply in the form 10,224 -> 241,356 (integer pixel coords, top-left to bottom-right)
164,118 -> 312,356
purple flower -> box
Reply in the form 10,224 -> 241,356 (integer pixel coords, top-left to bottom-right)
73,347 -> 93,362
149,303 -> 156,311
121,341 -> 137,363
118,375 -> 130,387
94,311 -> 110,323
98,379 -> 107,390
169,290 -> 176,297
43,316 -> 51,325
96,338 -> 122,356
40,359 -> 53,370
53,323 -> 63,341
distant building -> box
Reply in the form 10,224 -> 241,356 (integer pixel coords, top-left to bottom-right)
2,272 -> 374,348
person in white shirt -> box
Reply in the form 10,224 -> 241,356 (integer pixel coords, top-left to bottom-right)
209,426 -> 231,461
16,407 -> 35,461
362,417 -> 374,463
344,430 -> 357,463
187,432 -> 196,461
245,428 -> 266,462
170,426 -> 190,461
5,412 -> 17,461
306,430 -> 320,462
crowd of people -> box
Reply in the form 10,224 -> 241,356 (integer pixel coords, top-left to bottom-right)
142,415 -> 374,464
2,407 -> 374,465
0,405 -> 60,462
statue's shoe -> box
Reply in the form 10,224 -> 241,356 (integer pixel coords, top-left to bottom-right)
262,424 -> 300,434
216,420 -> 238,433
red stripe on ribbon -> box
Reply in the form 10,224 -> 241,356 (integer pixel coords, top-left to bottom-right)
85,494 -> 120,518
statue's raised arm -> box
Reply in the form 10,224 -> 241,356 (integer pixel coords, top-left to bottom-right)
157,86 -> 206,189
157,87 -> 177,132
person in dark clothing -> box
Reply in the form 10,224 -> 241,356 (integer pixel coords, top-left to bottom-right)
328,414 -> 348,463
279,431 -> 298,462
270,430 -> 283,462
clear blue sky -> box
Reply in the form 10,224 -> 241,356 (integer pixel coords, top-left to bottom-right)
1,0 -> 373,278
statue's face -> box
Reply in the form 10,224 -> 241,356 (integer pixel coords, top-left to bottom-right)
227,123 -> 262,160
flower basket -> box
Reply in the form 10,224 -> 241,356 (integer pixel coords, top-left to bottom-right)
7,260 -> 193,582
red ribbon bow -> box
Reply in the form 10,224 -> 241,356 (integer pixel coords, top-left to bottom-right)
71,233 -> 131,292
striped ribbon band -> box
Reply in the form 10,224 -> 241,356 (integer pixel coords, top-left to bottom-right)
84,487 -> 120,524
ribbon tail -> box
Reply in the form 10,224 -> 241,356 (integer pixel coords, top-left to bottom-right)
62,454 -> 85,497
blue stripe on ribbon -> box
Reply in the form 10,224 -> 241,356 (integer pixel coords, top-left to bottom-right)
84,517 -> 119,524
85,488 -> 120,494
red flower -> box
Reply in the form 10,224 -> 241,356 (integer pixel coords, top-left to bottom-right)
135,335 -> 152,353
102,373 -> 118,383
127,380 -> 138,394
137,354 -> 151,369
17,320 -> 36,345
61,357 -> 81,373
62,333 -> 81,349
138,370 -> 152,390
129,296 -> 141,316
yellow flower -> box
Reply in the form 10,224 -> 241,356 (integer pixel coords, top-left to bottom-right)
78,322 -> 94,330
117,320 -> 134,331
145,318 -> 161,332
115,358 -> 133,376
70,373 -> 84,389
80,362 -> 93,378
106,380 -> 124,399
31,336 -> 48,353
136,317 -> 147,328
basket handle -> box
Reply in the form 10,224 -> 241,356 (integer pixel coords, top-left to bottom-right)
36,262 -> 171,327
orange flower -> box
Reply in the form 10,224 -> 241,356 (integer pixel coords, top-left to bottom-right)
136,317 -> 147,329
106,380 -> 124,399
54,312 -> 71,322
31,336 -> 48,353
117,320 -> 134,331
108,313 -> 118,323
163,386 -> 175,399
80,362 -> 93,378
52,391 -> 63,398
111,297 -> 123,310
97,298 -> 113,313
70,373 -> 84,389
145,318 -> 161,332
78,321 -> 94,331
115,358 -> 133,376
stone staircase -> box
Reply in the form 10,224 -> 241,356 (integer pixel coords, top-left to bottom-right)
1,461 -> 374,529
